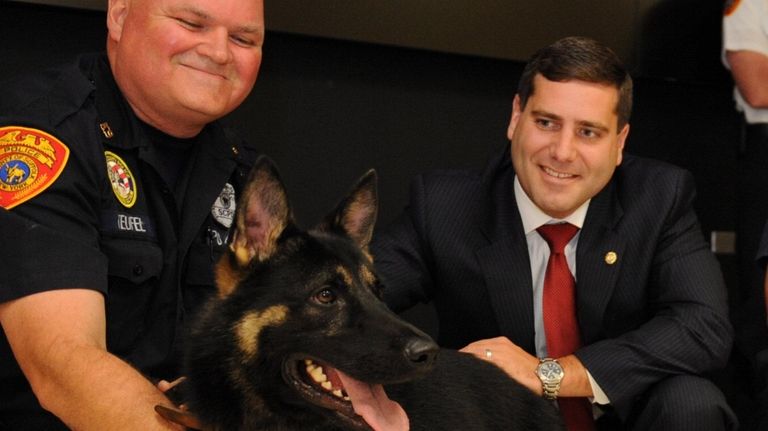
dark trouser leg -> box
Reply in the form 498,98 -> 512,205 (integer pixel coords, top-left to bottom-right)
734,124 -> 768,357
627,375 -> 738,431
734,123 -> 768,429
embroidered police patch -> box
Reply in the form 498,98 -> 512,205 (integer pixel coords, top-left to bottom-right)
0,126 -> 70,210
212,182 -> 236,228
105,151 -> 137,208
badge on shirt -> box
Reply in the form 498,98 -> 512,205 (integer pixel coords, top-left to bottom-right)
105,151 -> 137,208
0,126 -> 70,210
211,182 -> 236,228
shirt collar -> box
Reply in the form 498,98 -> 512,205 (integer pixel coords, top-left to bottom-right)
513,175 -> 589,235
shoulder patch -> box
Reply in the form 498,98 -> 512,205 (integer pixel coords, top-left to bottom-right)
0,126 -> 70,210
724,0 -> 742,16
105,151 -> 137,208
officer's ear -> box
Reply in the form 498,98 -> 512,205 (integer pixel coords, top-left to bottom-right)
106,0 -> 129,43
215,157 -> 292,297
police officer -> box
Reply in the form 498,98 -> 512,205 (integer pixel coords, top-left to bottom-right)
0,0 -> 265,429
723,0 -> 768,429
723,0 -> 768,315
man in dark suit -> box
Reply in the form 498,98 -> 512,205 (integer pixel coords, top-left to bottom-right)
372,37 -> 737,430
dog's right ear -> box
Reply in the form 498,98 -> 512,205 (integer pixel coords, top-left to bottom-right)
217,156 -> 291,296
230,156 -> 291,266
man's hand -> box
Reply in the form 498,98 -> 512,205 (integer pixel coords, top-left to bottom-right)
157,377 -> 189,410
156,377 -> 207,430
460,336 -> 542,394
460,336 -> 594,398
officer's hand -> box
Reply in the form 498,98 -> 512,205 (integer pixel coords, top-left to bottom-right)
157,377 -> 189,410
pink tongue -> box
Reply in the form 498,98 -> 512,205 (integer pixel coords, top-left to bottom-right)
336,370 -> 409,431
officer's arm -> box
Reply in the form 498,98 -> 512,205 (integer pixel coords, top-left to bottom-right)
0,289 -> 184,431
726,50 -> 768,109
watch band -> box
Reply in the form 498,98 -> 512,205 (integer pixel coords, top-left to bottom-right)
541,379 -> 561,400
537,358 -> 563,400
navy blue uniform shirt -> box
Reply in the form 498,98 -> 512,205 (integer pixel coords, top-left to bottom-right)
0,53 -> 258,429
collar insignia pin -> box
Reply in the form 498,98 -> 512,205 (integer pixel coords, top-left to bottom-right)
99,122 -> 114,139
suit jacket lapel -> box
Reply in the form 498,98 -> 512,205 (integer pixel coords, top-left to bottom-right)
576,179 -> 625,344
477,147 -> 536,352
477,236 -> 536,352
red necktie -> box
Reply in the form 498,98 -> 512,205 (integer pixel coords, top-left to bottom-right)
537,223 -> 594,431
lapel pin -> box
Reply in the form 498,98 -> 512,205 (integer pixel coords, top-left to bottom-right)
605,251 -> 618,265
99,122 -> 114,139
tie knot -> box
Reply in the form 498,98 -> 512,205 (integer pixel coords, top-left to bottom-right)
537,223 -> 579,253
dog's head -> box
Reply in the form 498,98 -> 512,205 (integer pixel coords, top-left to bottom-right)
159,157 -> 438,431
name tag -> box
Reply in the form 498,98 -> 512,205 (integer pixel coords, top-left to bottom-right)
101,210 -> 155,239
117,214 -> 147,232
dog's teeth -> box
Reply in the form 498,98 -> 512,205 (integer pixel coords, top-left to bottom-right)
343,395 -> 350,401
307,364 -> 327,383
321,381 -> 332,390
304,359 -> 313,366
333,389 -> 344,398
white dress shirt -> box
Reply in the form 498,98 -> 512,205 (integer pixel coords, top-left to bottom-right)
513,176 -> 610,405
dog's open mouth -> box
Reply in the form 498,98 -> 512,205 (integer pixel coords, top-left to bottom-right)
283,356 -> 409,431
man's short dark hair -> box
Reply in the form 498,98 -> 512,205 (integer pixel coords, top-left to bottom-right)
516,36 -> 633,128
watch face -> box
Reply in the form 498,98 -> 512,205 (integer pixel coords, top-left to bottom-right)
538,361 -> 564,382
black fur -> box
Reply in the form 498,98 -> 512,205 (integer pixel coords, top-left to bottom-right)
171,157 -> 564,431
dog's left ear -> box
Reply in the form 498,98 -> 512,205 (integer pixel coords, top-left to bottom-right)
317,169 -> 378,250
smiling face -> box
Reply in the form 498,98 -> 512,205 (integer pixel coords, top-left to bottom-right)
508,74 -> 629,219
106,0 -> 264,137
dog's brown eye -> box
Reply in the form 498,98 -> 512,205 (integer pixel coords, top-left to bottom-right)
314,288 -> 336,304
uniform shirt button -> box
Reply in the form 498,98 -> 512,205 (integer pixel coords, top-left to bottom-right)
133,264 -> 144,276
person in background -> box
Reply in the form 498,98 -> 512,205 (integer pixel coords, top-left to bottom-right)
751,228 -> 768,431
372,36 -> 737,430
0,0 -> 264,429
723,0 -> 768,429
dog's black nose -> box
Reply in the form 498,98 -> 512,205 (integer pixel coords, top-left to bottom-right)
403,338 -> 439,365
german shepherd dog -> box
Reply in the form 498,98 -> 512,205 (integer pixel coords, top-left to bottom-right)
156,157 -> 564,431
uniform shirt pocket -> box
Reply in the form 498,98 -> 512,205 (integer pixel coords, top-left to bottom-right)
100,237 -> 165,358
102,238 -> 163,284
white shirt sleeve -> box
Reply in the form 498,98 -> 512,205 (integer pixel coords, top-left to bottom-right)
723,0 -> 768,59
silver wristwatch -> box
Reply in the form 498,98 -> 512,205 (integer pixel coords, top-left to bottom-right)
535,358 -> 564,400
